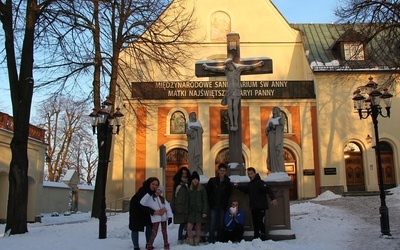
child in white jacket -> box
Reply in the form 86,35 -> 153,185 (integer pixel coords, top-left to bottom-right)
140,185 -> 173,250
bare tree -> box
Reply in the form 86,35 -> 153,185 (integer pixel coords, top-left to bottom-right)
79,143 -> 98,185
66,130 -> 98,185
45,0 -> 198,219
0,0 -> 63,235
35,95 -> 96,184
2,0 -> 197,233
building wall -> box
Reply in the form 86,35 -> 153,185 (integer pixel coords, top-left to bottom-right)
107,0 -> 399,202
41,183 -> 94,214
314,72 -> 400,193
41,183 -> 71,214
108,0 -> 317,202
0,127 -> 46,222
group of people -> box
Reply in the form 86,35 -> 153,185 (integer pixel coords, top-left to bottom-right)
129,165 -> 277,250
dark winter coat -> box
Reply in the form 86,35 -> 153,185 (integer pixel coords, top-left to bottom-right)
129,179 -> 155,231
186,184 -> 208,223
171,181 -> 189,224
206,175 -> 232,209
238,174 -> 276,210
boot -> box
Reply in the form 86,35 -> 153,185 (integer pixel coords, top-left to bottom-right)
187,237 -> 194,246
260,234 -> 268,241
164,243 -> 170,250
194,236 -> 201,246
146,244 -> 154,250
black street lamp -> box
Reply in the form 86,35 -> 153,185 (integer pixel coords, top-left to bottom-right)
89,97 -> 124,239
352,76 -> 393,236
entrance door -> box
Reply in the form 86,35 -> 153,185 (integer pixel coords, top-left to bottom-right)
165,148 -> 188,201
283,148 -> 297,200
379,142 -> 395,189
344,142 -> 365,192
345,153 -> 365,191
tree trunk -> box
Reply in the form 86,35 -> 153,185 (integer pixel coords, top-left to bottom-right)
4,0 -> 38,234
6,75 -> 34,234
91,0 -> 102,218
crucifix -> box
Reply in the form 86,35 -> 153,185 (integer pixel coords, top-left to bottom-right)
195,32 -> 273,175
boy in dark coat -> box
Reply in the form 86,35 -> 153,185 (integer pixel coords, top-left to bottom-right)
236,167 -> 277,241
206,163 -> 232,243
129,177 -> 165,250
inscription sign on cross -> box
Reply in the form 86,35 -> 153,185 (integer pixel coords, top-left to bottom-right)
195,32 -> 273,175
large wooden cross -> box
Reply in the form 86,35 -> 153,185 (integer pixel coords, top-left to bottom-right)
195,32 -> 273,175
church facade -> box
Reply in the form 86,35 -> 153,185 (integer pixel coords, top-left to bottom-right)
108,0 -> 399,202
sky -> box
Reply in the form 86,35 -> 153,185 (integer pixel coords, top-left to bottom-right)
1,187 -> 399,250
0,0 -> 339,118
271,0 -> 339,23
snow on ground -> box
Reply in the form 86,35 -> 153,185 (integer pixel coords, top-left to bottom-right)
1,187 -> 400,250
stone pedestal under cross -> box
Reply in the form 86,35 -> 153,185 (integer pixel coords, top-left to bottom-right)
195,32 -> 273,175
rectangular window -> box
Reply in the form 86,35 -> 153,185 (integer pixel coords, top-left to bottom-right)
344,42 -> 364,61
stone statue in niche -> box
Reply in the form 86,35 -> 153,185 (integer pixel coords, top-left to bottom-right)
186,112 -> 203,174
266,106 -> 286,173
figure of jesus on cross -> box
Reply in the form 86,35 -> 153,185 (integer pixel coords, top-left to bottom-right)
202,58 -> 264,131
195,32 -> 272,174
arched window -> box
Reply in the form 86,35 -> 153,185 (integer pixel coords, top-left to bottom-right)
220,110 -> 229,134
344,142 -> 361,152
170,111 -> 186,134
214,148 -> 245,176
380,141 -> 393,153
166,148 -> 188,165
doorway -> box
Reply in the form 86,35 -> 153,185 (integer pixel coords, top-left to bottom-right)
215,148 -> 246,177
165,148 -> 188,201
344,142 -> 365,192
283,148 -> 297,200
379,141 -> 396,190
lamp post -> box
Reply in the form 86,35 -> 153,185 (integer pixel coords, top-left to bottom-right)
352,76 -> 393,236
89,97 -> 124,239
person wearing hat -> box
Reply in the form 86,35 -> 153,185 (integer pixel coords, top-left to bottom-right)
186,171 -> 208,246
140,185 -> 173,250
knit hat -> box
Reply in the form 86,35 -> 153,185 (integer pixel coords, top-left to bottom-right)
191,171 -> 200,181
158,185 -> 164,193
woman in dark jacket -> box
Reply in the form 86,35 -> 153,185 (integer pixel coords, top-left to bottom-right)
170,167 -> 191,244
129,177 -> 164,250
186,171 -> 208,246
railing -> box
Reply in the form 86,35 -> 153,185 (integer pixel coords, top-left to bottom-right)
106,196 -> 130,216
0,112 -> 45,142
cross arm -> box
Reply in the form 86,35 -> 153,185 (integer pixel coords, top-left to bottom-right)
195,57 -> 272,78
195,60 -> 226,77
238,57 -> 273,75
